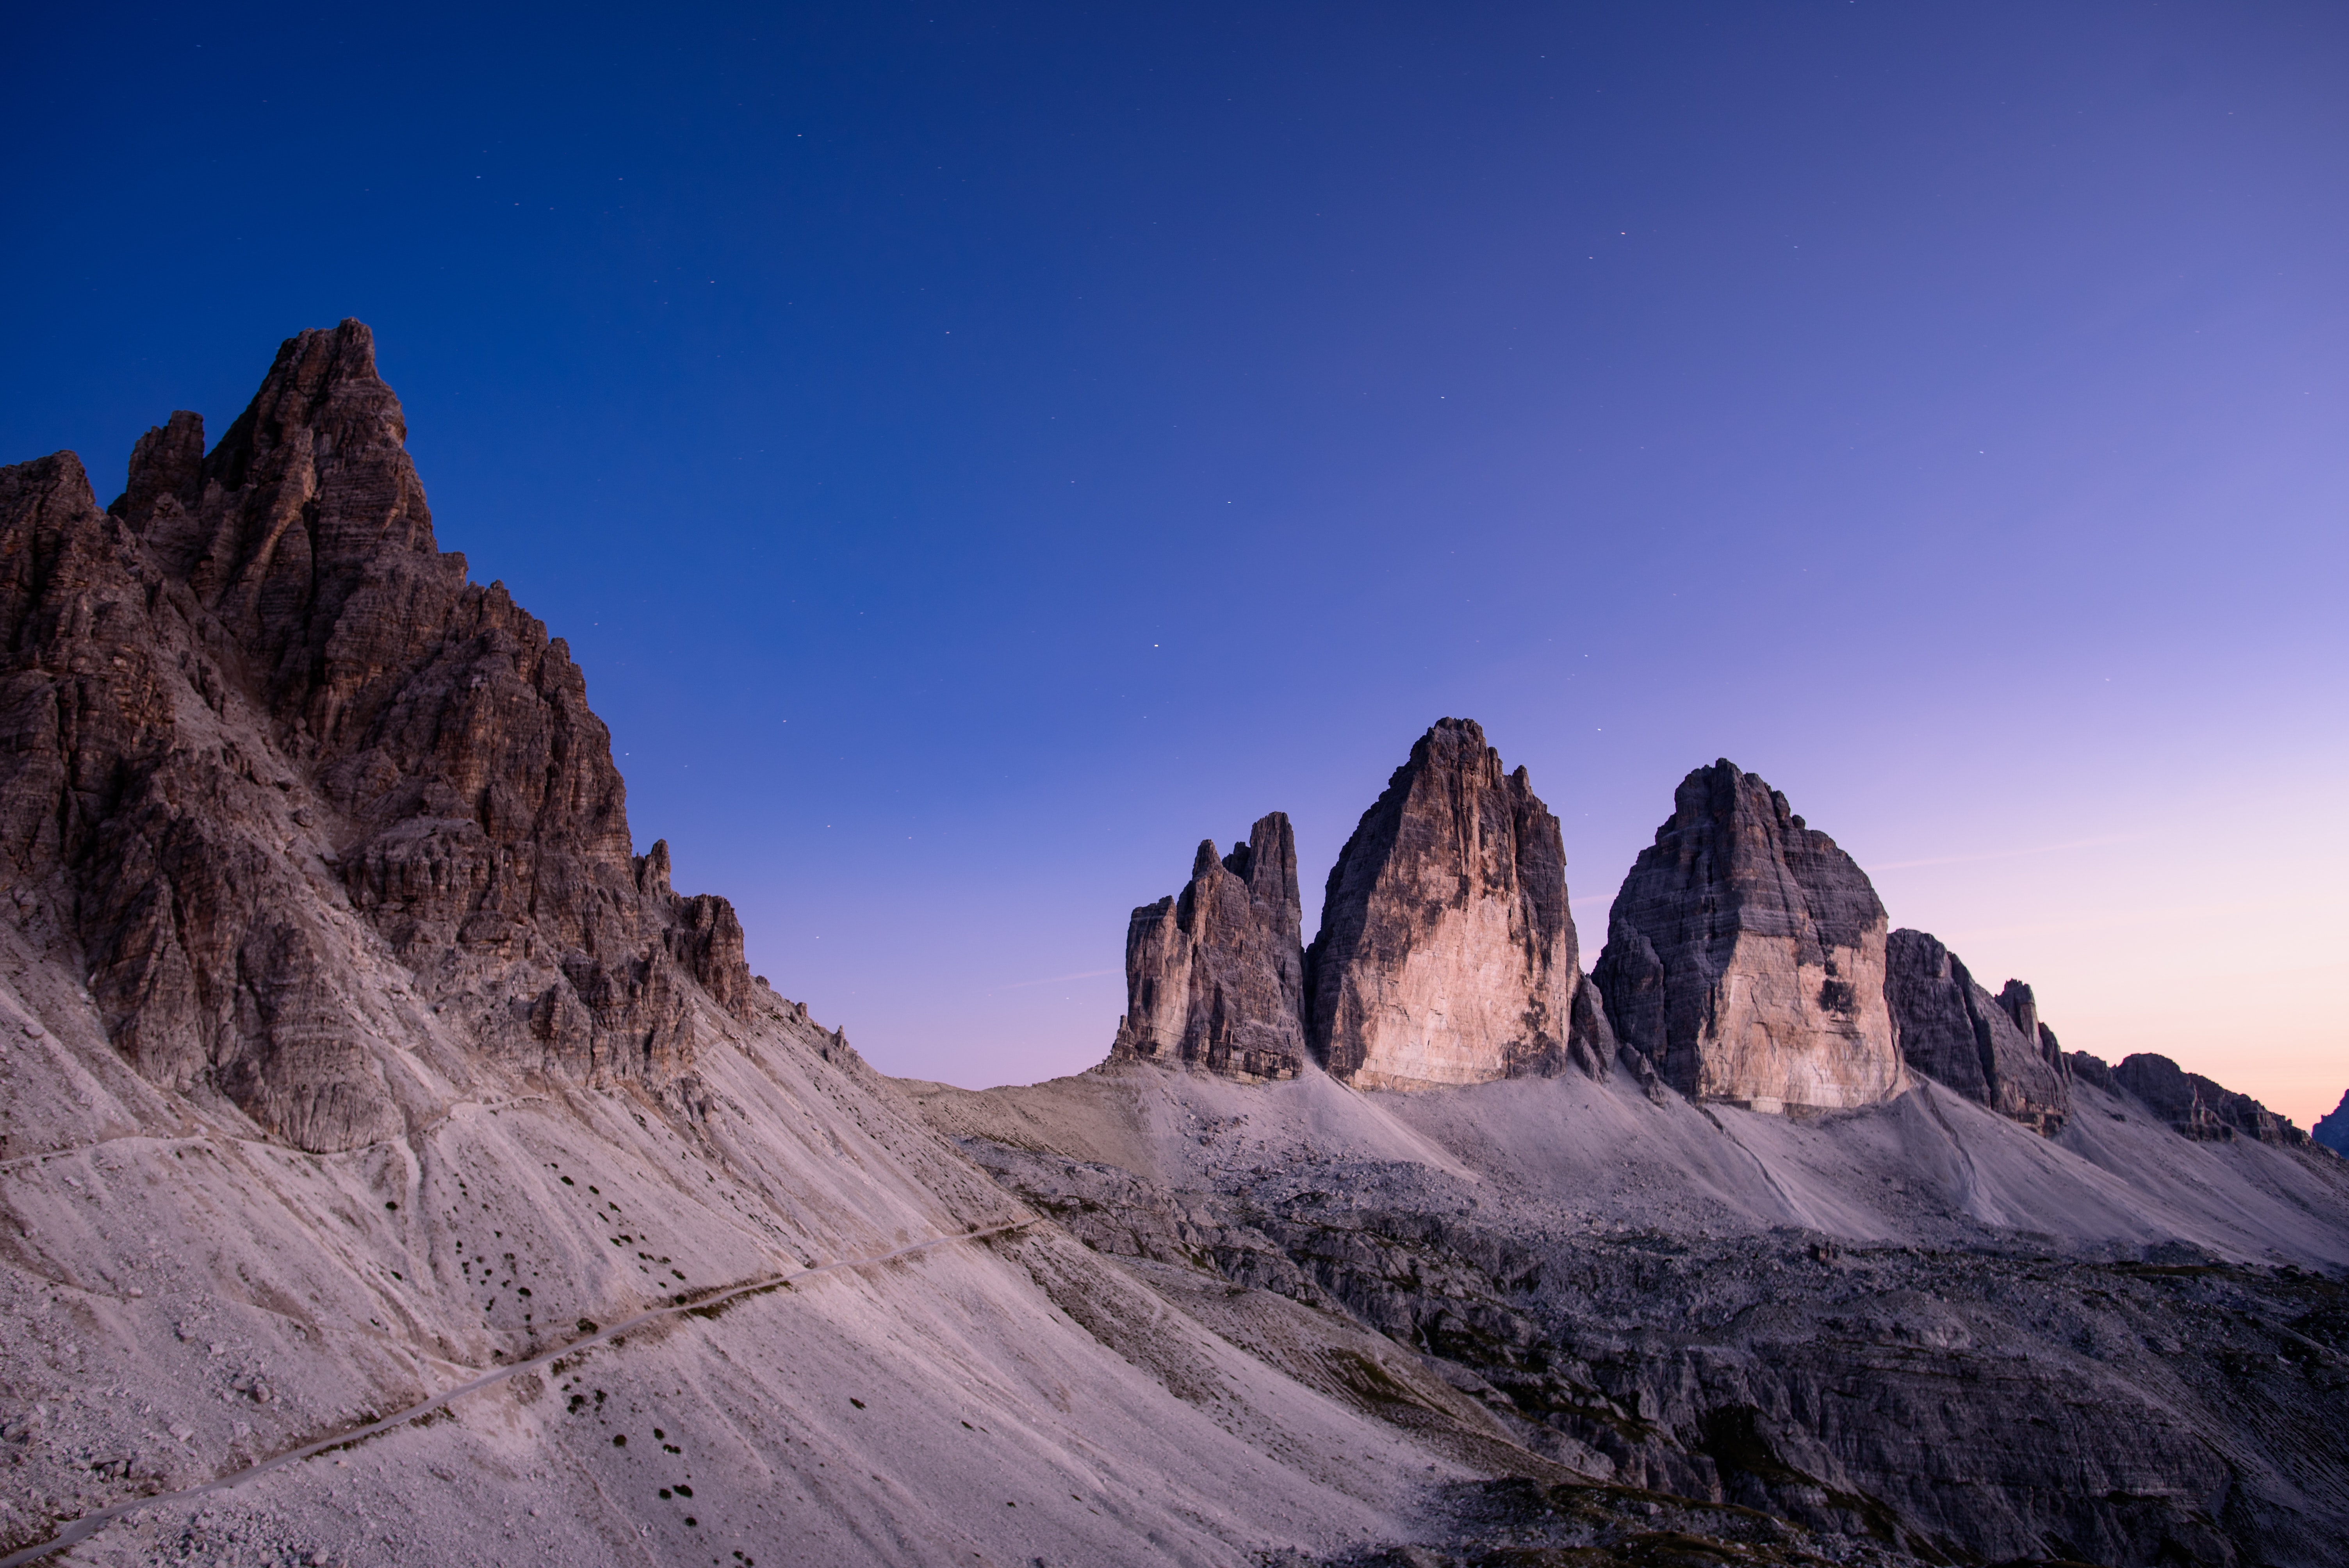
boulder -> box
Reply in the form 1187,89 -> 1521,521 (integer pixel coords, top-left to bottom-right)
1110,813 -> 1307,1080
1884,931 -> 2069,1134
1306,718 -> 1610,1088
1593,760 -> 1902,1113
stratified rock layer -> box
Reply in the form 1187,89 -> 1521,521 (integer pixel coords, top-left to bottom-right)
1884,930 -> 2069,1134
1306,718 -> 1610,1088
1110,813 -> 1306,1080
0,322 -> 750,1153
1593,761 -> 1901,1112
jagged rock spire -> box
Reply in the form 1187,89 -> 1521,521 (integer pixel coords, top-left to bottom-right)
1884,930 -> 2069,1134
0,322 -> 752,1151
1306,718 -> 1611,1089
1111,813 -> 1306,1081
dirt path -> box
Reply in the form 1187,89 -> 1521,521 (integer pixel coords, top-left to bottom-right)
0,1219 -> 1034,1567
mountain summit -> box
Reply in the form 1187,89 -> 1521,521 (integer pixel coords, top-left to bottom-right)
1593,760 -> 1904,1112
2,321 -> 747,1154
1306,718 -> 1612,1087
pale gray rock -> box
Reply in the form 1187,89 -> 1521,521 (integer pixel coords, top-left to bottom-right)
1884,930 -> 2069,1134
1305,718 -> 1610,1089
1593,761 -> 1902,1112
0,328 -> 1506,1568
18,323 -> 2348,1568
1111,813 -> 1308,1080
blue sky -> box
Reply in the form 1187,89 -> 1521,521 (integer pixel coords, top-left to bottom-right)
6,3 -> 2344,1121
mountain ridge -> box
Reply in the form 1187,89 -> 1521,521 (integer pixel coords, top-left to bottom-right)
2,324 -> 2342,1568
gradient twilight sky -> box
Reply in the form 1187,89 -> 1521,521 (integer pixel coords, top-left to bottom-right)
5,4 -> 2344,1123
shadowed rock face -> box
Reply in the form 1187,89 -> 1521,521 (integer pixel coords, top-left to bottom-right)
1306,718 -> 1611,1088
1884,930 -> 2069,1134
0,321 -> 750,1152
1994,977 -> 2071,1079
1110,812 -> 1306,1080
1593,760 -> 1902,1112
2318,1090 -> 2349,1157
2068,1051 -> 2312,1146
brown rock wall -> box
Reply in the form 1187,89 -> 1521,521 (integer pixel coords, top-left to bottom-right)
0,321 -> 752,1151
2106,1051 -> 2307,1146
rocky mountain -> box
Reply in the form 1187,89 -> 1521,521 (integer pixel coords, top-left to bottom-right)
2320,1089 -> 2349,1156
0,322 -> 748,1158
922,1021 -> 2349,1568
1592,761 -> 1904,1113
1884,928 -> 2071,1133
0,328 -> 1574,1568
4,325 -> 2345,1568
1304,718 -> 1611,1088
2067,1050 -> 2311,1146
1994,976 -> 2062,1062
1109,813 -> 1307,1080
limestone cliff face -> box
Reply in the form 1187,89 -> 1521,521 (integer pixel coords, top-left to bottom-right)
1884,930 -> 2069,1134
1110,813 -> 1306,1081
1593,761 -> 1902,1112
1306,718 -> 1611,1089
0,321 -> 751,1153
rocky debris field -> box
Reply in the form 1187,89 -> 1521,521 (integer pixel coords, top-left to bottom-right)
923,1053 -> 2349,1566
1273,1477 -> 1940,1567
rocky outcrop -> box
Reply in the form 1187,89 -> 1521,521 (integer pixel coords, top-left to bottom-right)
2318,1090 -> 2349,1157
2080,1052 -> 2310,1146
1110,813 -> 1307,1081
0,321 -> 751,1152
1593,761 -> 1902,1113
1305,718 -> 1610,1089
1993,978 -> 2070,1074
1883,931 -> 2069,1134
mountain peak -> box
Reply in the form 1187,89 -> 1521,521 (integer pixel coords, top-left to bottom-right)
1112,812 -> 1307,1081
0,323 -> 750,1152
1596,761 -> 1901,1113
1307,718 -> 1611,1088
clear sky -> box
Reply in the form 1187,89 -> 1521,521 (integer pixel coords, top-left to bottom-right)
6,4 -> 2344,1125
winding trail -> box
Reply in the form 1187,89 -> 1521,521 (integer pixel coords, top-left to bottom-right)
0,1219 -> 1034,1568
